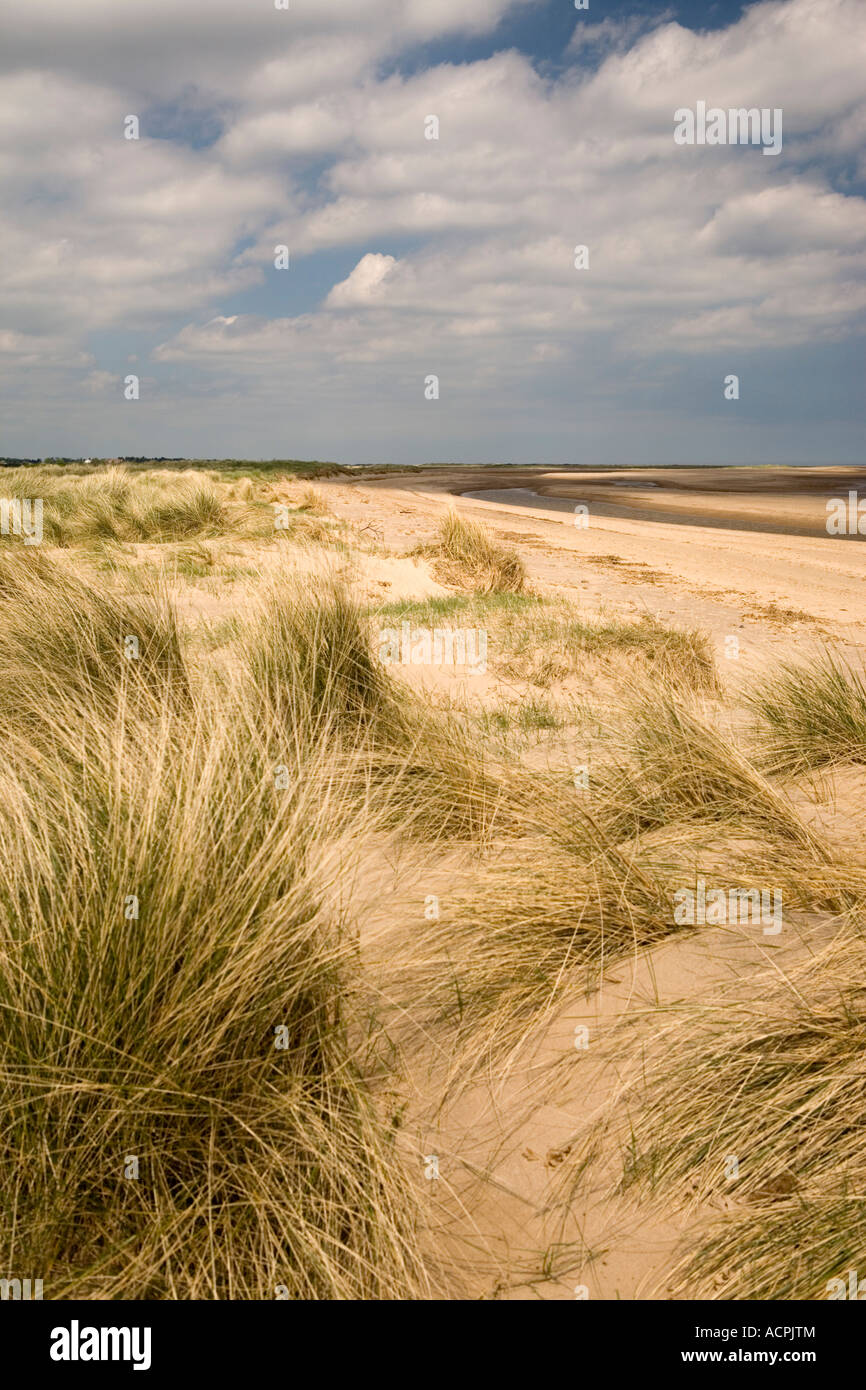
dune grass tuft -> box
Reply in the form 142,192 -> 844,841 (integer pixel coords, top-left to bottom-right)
428,511 -> 526,594
748,652 -> 866,774
245,574 -> 507,841
605,687 -> 824,850
0,561 -> 433,1300
615,931 -> 866,1299
246,576 -> 392,735
0,547 -> 190,737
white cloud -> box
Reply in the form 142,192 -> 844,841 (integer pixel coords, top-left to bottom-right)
0,0 -> 530,91
568,12 -> 675,57
326,253 -> 398,307
0,0 -> 864,459
82,369 -> 119,395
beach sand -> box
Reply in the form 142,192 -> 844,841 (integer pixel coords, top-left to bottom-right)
321,464 -> 866,674
310,464 -> 866,1298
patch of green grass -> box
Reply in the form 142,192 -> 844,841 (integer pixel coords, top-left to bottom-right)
484,699 -> 561,734
376,592 -> 543,623
519,699 -> 561,730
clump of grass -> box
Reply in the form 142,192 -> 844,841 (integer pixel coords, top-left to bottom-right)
601,687 -> 824,852
613,931 -> 866,1299
749,653 -> 866,774
0,547 -> 190,738
370,707 -> 508,842
298,485 -> 331,515
669,1197 -> 866,1301
132,478 -> 226,540
427,512 -> 526,594
246,576 -> 395,736
0,565 -> 433,1300
245,575 -> 506,841
565,614 -> 720,696
501,611 -> 720,696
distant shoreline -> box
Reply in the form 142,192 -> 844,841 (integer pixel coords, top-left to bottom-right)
412,465 -> 866,541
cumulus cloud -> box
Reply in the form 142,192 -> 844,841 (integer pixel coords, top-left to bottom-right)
568,11 -> 675,58
0,0 -> 864,459
326,253 -> 398,307
0,0 -> 531,91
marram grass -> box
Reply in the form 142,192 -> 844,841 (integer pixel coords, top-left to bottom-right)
0,558 -> 432,1300
3,466 -> 866,1302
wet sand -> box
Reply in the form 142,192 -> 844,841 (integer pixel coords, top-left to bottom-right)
337,465 -> 866,657
450,466 -> 866,540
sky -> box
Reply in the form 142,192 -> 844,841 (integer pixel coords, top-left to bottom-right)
0,0 -> 864,465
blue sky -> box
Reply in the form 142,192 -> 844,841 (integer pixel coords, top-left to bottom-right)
380,0 -> 748,74
0,0 -> 864,464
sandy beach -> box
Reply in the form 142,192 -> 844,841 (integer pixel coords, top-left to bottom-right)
284,464 -> 864,1298
4,459 -> 866,1305
321,465 -> 866,670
